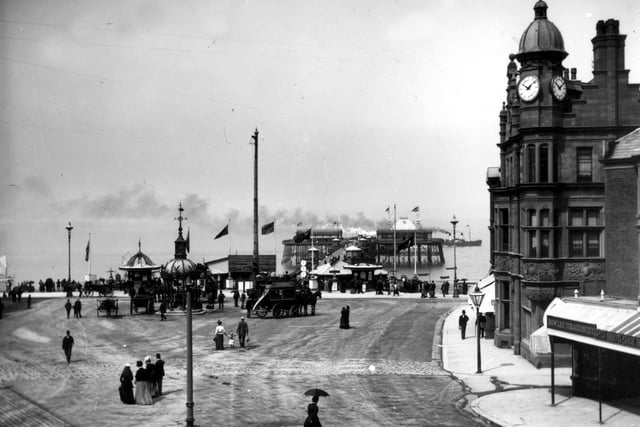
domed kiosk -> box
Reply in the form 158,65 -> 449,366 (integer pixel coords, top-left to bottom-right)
119,240 -> 161,314
161,203 -> 206,310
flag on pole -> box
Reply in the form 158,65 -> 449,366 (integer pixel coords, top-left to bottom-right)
385,206 -> 390,213
411,206 -> 420,212
214,224 -> 229,239
186,228 -> 191,253
85,239 -> 90,262
294,228 -> 312,243
261,221 -> 275,235
397,236 -> 414,251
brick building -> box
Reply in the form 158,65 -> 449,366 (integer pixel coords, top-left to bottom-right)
487,1 -> 640,365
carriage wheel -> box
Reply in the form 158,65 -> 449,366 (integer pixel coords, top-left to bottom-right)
272,304 -> 282,319
291,305 -> 300,317
255,305 -> 268,318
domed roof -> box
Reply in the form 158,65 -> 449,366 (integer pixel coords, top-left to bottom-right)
163,258 -> 198,278
119,241 -> 160,271
517,1 -> 567,61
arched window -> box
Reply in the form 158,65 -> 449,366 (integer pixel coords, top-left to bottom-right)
527,145 -> 536,182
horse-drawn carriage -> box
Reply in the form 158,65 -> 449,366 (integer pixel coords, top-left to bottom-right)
96,298 -> 119,317
252,282 -> 314,318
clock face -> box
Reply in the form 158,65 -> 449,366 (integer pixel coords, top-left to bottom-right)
518,75 -> 539,102
551,75 -> 567,101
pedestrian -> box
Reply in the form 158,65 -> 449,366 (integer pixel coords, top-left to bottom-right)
394,283 -> 400,296
240,291 -> 246,309
345,305 -> 350,329
228,333 -> 235,348
233,289 -> 239,307
246,294 -> 253,318
236,316 -> 249,348
155,353 -> 165,396
144,355 -> 157,397
217,290 -> 225,310
477,313 -> 487,338
339,307 -> 346,329
119,363 -> 135,404
304,395 -> 322,427
213,320 -> 226,350
310,291 -> 317,316
134,360 -> 153,405
62,330 -> 74,363
74,298 -> 82,318
27,294 -> 31,309
441,282 -> 446,298
459,310 -> 469,340
159,300 -> 167,321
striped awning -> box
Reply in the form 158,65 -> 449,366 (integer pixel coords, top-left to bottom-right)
545,297 -> 640,357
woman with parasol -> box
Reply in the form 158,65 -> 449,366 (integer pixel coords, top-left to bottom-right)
304,388 -> 328,427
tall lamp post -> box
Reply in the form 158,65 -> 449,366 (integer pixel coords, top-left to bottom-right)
469,284 -> 485,374
450,216 -> 459,298
185,278 -> 195,426
65,222 -> 73,284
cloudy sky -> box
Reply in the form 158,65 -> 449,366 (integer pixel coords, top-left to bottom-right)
1,0 -> 639,281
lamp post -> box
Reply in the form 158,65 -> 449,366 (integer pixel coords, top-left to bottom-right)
469,284 -> 485,374
185,278 -> 195,426
450,215 -> 459,298
65,222 -> 73,284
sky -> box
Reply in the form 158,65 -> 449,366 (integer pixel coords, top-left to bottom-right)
1,0 -> 639,282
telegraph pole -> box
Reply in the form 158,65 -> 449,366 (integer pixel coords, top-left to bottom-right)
251,128 -> 260,284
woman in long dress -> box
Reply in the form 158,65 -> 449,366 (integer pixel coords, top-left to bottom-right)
214,320 -> 226,350
119,363 -> 135,404
304,395 -> 322,427
134,360 -> 153,405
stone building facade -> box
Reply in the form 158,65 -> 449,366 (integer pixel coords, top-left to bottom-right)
487,1 -> 640,365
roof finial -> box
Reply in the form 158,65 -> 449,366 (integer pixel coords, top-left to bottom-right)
175,202 -> 187,238
138,238 -> 141,252
534,1 -> 548,20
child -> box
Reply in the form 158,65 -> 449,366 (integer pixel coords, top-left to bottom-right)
228,333 -> 235,348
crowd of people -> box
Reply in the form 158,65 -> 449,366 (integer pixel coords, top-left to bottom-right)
119,354 -> 165,405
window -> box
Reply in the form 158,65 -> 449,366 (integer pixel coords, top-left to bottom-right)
526,209 -> 552,258
500,280 -> 511,330
498,208 -> 509,251
568,208 -> 602,257
540,144 -> 549,183
577,147 -> 592,182
528,145 -> 536,182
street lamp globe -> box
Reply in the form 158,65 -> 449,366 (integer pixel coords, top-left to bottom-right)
469,284 -> 485,309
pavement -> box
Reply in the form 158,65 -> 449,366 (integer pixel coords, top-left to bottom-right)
6,289 -> 640,425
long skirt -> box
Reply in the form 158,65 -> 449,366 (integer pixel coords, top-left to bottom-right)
119,385 -> 135,404
215,334 -> 224,350
135,381 -> 153,405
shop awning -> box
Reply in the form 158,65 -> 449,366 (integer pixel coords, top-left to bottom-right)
544,297 -> 640,357
466,274 -> 495,313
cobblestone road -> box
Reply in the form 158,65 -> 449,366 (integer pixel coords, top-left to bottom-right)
0,296 -> 485,426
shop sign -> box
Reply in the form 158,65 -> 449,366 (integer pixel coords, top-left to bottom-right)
547,316 -> 597,337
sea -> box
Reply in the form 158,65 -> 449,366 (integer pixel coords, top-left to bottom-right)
5,241 -> 491,285
391,244 -> 491,283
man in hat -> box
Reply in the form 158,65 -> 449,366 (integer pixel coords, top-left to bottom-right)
236,316 -> 249,348
62,330 -> 74,363
154,353 -> 165,396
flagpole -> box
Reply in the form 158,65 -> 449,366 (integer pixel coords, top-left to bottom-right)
393,203 -> 397,277
227,220 -> 231,256
273,220 -> 277,271
88,233 -> 92,276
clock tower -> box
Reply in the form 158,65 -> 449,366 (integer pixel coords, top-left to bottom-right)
515,0 -> 567,128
